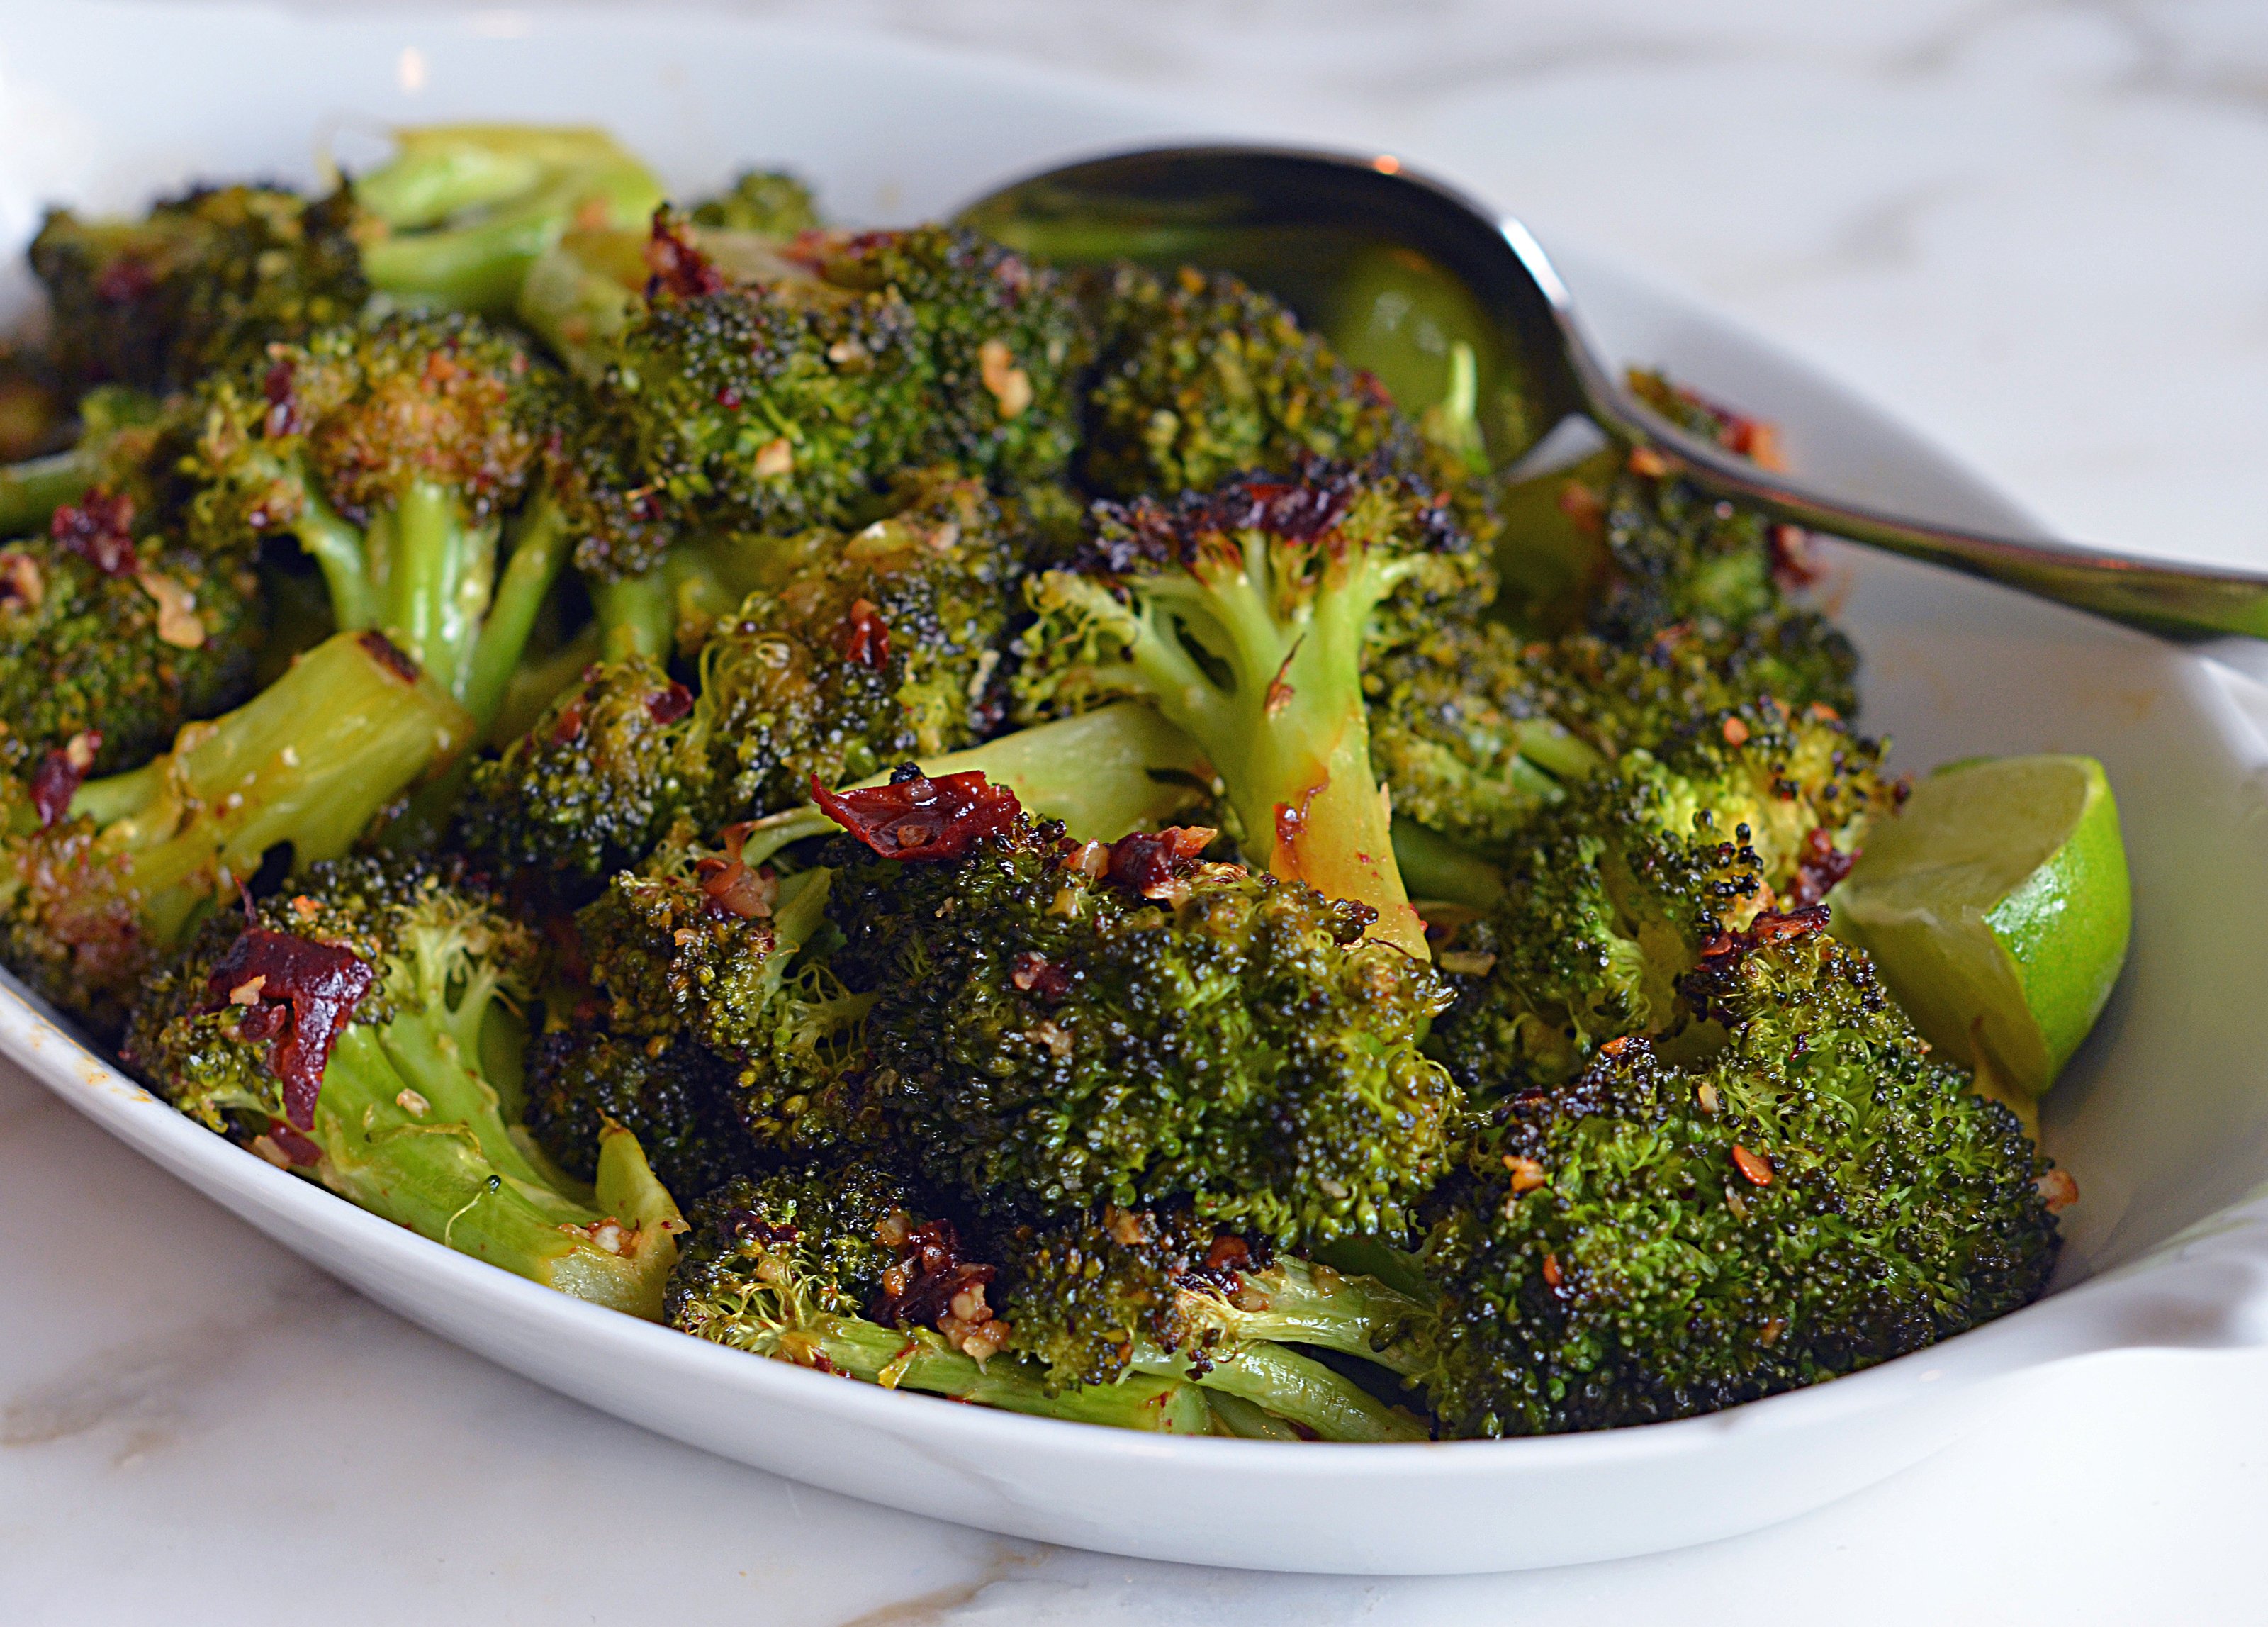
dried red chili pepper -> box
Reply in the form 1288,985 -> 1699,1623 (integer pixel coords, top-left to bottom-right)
810,767 -> 1021,861
204,929 -> 376,1130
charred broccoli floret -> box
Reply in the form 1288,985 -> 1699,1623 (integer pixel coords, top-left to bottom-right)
552,215 -> 1091,579
688,169 -> 821,235
30,183 -> 371,397
1015,463 -> 1484,951
1418,920 -> 2063,1437
667,1163 -> 1213,1432
186,311 -> 571,732
820,783 -> 1459,1247
123,855 -> 685,1316
1426,699 -> 1893,1099
524,1024 -> 753,1205
0,486 -> 263,777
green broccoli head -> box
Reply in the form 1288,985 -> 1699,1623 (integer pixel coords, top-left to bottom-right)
1014,462 -> 1484,951
822,784 -> 1460,1247
1427,698 -> 1893,1097
123,853 -> 687,1317
700,469 -> 1026,813
30,183 -> 372,396
186,311 -> 570,721
0,489 -> 264,776
522,1024 -> 753,1204
1421,922 -> 2062,1437
560,216 -> 1091,574
688,169 -> 821,236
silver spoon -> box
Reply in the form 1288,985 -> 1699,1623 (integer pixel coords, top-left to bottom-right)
960,145 -> 2268,643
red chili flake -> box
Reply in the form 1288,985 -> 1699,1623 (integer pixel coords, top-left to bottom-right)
840,598 -> 891,671
1102,826 -> 1216,900
95,257 -> 156,305
691,821 -> 777,919
1009,949 -> 1071,1000
871,1217 -> 995,1332
30,731 -> 101,827
1541,1253 -> 1564,1289
1731,1144 -> 1774,1187
204,927 -> 376,1130
1697,903 -> 1830,964
1202,1234 -> 1251,1273
716,387 -> 741,410
811,768 -> 1021,862
50,491 -> 138,577
645,681 -> 695,725
1785,827 -> 1858,910
1721,715 -> 1750,748
1770,522 -> 1822,589
262,359 -> 300,438
644,208 -> 726,298
356,630 -> 422,685
265,1120 -> 324,1167
549,695 -> 588,746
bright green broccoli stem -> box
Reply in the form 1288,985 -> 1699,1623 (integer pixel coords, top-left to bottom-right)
740,1319 -> 1211,1431
374,481 -> 498,705
1129,1338 -> 1427,1443
462,491 -> 570,734
1419,342 -> 1488,478
288,474 -> 381,632
1038,547 -> 1427,955
355,125 -> 667,315
1204,1391 -> 1303,1440
1390,817 -> 1505,910
1179,1258 -> 1436,1379
737,703 -> 1214,870
0,448 -> 94,538
590,568 -> 673,661
66,630 -> 474,948
310,1019 -> 681,1316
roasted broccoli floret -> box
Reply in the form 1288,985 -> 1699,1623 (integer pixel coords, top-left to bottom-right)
0,486 -> 263,777
553,214 -> 1092,578
667,1163 -> 1213,1431
989,1203 -> 1432,1441
1016,463 -> 1485,951
689,169 -> 821,236
819,783 -> 1459,1248
186,311 -> 570,732
1417,919 -> 2063,1437
524,1025 -> 754,1205
1427,698 -> 1893,1100
123,854 -> 685,1317
30,183 -> 371,397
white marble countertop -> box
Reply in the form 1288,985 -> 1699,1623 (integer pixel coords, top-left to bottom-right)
9,1 -> 2268,1620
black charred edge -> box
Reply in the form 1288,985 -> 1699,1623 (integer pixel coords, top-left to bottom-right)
1074,453 -> 1459,575
356,629 -> 422,684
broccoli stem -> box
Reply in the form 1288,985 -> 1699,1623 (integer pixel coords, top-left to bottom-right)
1390,817 -> 1505,910
775,1320 -> 1211,1432
1203,1390 -> 1303,1440
306,1022 -> 683,1318
66,630 -> 474,947
382,480 -> 497,703
741,703 -> 1213,869
1180,1258 -> 1435,1379
462,493 -> 571,733
591,569 -> 673,661
289,475 -> 381,632
0,448 -> 93,538
1063,539 -> 1428,952
1129,1339 -> 1427,1443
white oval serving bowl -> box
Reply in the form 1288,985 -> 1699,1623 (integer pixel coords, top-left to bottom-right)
6,1 -> 2268,1577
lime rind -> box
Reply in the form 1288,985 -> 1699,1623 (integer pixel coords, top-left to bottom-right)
1830,754 -> 2130,1100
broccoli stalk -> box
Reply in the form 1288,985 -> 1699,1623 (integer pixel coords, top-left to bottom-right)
0,630 -> 475,1027
128,856 -> 685,1318
351,125 -> 666,315
1018,466 -> 1489,956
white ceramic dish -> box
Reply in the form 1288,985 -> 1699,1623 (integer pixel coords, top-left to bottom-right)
8,0 -> 2268,1577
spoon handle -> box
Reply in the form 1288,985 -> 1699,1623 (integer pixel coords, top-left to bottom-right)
1505,221 -> 2268,643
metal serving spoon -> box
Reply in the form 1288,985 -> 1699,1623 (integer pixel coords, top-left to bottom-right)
960,145 -> 2268,643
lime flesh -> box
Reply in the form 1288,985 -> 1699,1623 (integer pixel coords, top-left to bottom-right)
1830,754 -> 2131,1101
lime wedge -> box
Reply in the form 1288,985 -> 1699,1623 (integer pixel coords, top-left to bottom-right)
1830,754 -> 2131,1104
